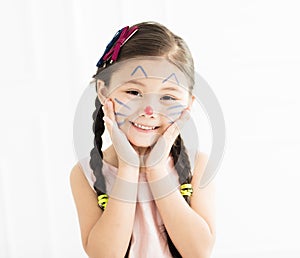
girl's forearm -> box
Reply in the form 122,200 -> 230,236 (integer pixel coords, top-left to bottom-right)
86,165 -> 139,258
147,169 -> 215,258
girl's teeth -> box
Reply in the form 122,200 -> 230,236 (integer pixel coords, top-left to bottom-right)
133,122 -> 155,130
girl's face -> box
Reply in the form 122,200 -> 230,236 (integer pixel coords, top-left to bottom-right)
97,59 -> 194,149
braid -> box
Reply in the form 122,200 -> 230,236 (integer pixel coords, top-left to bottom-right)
89,96 -> 132,257
89,96 -> 107,201
171,134 -> 192,204
167,134 -> 193,257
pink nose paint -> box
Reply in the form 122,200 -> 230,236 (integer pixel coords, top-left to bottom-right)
144,106 -> 153,115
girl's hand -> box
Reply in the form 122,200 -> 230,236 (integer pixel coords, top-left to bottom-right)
144,108 -> 191,172
103,99 -> 140,168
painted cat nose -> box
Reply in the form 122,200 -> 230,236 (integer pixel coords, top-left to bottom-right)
144,105 -> 153,115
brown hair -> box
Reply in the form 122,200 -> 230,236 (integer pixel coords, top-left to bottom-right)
90,21 -> 194,257
94,21 -> 194,89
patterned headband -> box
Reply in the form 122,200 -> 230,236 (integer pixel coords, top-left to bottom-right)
96,25 -> 139,68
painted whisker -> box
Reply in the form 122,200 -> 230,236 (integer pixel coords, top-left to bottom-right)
117,120 -> 126,126
166,104 -> 186,110
114,98 -> 131,110
167,111 -> 183,117
162,73 -> 180,85
114,112 -> 128,117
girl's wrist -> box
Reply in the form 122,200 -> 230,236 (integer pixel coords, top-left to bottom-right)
118,159 -> 139,170
146,167 -> 178,200
145,166 -> 169,182
117,161 -> 140,182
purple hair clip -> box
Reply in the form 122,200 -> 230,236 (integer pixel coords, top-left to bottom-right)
96,25 -> 139,67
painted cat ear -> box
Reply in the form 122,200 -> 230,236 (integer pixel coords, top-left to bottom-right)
131,65 -> 148,78
162,73 -> 180,85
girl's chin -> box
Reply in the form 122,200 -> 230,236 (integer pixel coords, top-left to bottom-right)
128,135 -> 159,149
129,139 -> 155,148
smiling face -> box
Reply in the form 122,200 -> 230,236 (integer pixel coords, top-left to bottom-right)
97,58 -> 194,149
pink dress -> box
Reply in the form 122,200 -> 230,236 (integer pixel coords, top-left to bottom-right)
78,155 -> 181,258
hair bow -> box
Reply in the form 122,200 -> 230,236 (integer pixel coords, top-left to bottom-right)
96,25 -> 139,67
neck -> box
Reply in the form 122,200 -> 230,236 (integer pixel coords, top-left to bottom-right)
133,146 -> 151,156
104,144 -> 152,169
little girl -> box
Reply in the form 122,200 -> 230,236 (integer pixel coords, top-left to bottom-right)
70,21 -> 216,258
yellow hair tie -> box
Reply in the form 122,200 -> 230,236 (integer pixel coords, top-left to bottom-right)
98,194 -> 108,210
180,184 -> 193,197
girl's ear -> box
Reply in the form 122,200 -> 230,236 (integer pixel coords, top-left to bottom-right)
188,95 -> 195,109
96,80 -> 108,105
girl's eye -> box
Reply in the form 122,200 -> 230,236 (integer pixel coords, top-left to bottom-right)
161,95 -> 176,101
126,90 -> 142,97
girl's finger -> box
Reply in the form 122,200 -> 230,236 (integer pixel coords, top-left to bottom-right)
164,108 -> 191,141
103,115 -> 113,136
105,99 -> 116,122
174,108 -> 191,131
164,122 -> 180,144
103,100 -> 122,139
103,115 -> 113,127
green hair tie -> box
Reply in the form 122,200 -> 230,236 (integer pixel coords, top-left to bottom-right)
98,194 -> 108,210
180,184 -> 193,197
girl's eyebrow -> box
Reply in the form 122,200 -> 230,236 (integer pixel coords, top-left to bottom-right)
125,80 -> 184,93
125,79 -> 147,87
161,86 -> 185,93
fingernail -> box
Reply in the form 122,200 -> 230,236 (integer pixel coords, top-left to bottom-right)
106,99 -> 112,107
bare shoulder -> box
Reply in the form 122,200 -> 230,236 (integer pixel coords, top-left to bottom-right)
191,151 -> 215,189
69,162 -> 99,208
70,162 -> 85,187
70,163 -> 93,196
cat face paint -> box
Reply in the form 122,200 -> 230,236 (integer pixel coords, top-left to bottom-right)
96,57 -> 193,147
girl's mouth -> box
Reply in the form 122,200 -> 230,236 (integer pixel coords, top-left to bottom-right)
130,121 -> 160,132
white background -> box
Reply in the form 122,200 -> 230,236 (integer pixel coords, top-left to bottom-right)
0,0 -> 300,257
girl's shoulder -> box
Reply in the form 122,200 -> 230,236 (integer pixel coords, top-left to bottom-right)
191,150 -> 216,190
69,161 -> 97,204
76,156 -> 96,190
76,155 -> 118,191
